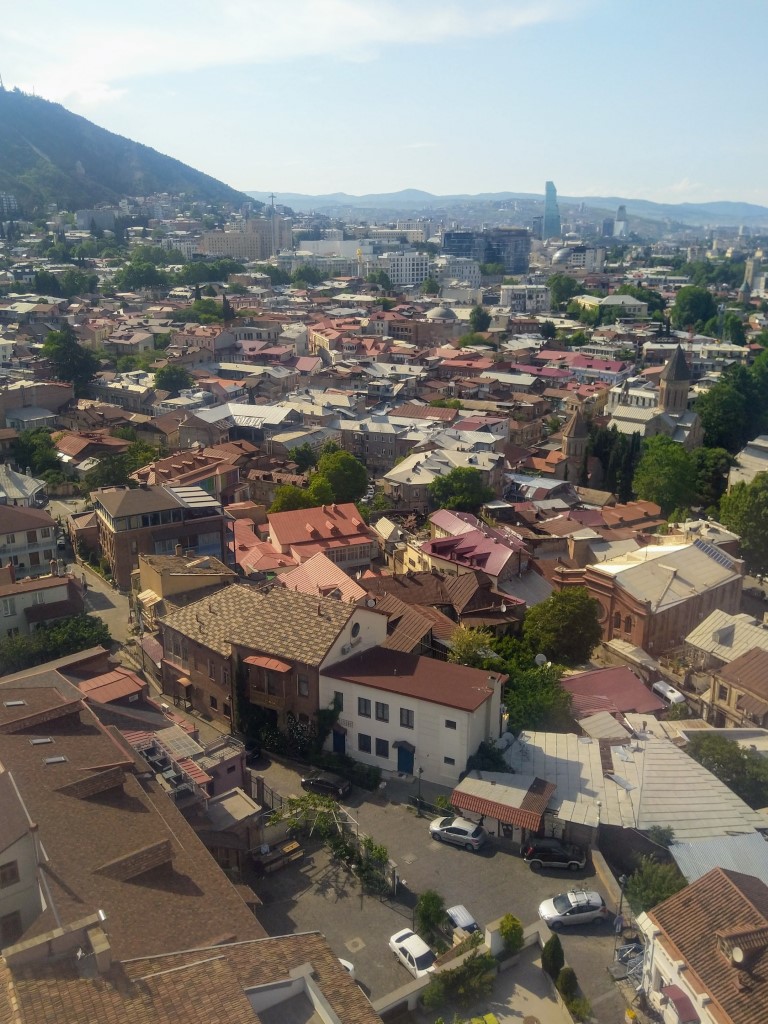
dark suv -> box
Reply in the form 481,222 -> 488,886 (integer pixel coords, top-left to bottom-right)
300,771 -> 351,799
522,839 -> 587,871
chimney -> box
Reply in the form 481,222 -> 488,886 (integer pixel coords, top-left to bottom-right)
5,560 -> 15,584
175,544 -> 183,556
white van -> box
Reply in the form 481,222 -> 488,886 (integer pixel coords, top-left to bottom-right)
652,680 -> 686,705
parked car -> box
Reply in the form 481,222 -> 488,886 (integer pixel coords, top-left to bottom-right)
429,815 -> 488,851
388,929 -> 436,978
651,680 -> 686,705
300,771 -> 351,799
538,889 -> 609,929
745,586 -> 765,599
32,494 -> 49,508
446,904 -> 479,933
521,839 -> 587,872
244,738 -> 261,762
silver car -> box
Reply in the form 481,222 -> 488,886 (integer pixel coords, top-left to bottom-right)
538,889 -> 609,929
429,815 -> 488,851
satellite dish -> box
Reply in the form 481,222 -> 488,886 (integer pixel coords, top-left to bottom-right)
500,601 -> 507,613
732,946 -> 745,965
366,598 -> 376,608
534,653 -> 548,667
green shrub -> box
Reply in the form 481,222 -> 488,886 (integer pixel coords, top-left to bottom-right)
416,889 -> 447,942
499,913 -> 524,954
556,966 -> 578,1001
421,948 -> 496,1009
566,996 -> 592,1021
541,932 -> 564,980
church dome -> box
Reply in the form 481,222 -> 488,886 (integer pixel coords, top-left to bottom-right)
425,304 -> 457,320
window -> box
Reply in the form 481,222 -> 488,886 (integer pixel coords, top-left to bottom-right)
375,701 -> 389,723
375,737 -> 389,759
208,659 -> 216,680
297,675 -> 309,697
400,708 -> 414,729
26,530 -> 36,543
444,756 -> 456,766
0,861 -> 19,888
358,697 -> 371,718
0,911 -> 22,947
210,695 -> 218,711
2,598 -> 15,617
613,611 -> 621,629
624,615 -> 632,633
445,719 -> 457,730
223,702 -> 231,719
226,763 -> 236,773
718,684 -> 729,702
29,552 -> 40,567
358,733 -> 371,753
41,527 -> 51,538
333,691 -> 344,711
5,534 -> 14,544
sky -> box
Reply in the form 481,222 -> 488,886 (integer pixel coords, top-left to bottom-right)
3,0 -> 768,206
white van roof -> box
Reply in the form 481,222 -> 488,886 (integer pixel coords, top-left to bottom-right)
652,680 -> 686,704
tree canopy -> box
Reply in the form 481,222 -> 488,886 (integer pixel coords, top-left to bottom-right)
687,729 -> 768,809
624,856 -> 687,915
0,615 -> 112,675
428,467 -> 494,514
316,450 -> 368,503
632,436 -> 697,517
505,663 -> 573,735
522,587 -> 602,667
547,273 -> 581,308
42,327 -> 100,397
154,365 -> 194,396
469,305 -> 491,332
720,473 -> 768,574
670,285 -> 717,331
421,277 -> 440,295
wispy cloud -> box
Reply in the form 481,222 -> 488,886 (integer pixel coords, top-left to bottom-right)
1,0 -> 585,107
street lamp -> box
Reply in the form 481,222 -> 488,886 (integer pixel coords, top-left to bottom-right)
613,873 -> 629,958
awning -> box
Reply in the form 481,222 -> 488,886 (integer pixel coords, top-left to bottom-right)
176,676 -> 193,692
451,776 -> 556,833
393,740 -> 415,753
243,655 -> 292,673
660,985 -> 699,1023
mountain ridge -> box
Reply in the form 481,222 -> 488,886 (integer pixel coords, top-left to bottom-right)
246,188 -> 768,227
0,89 -> 253,213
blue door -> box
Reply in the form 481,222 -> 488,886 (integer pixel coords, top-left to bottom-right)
397,744 -> 414,774
333,728 -> 346,755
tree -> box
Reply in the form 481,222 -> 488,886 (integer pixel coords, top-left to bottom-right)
499,913 -> 524,954
690,446 -> 734,510
42,327 -> 100,397
632,436 -> 697,517
671,286 -> 717,330
522,587 -> 602,666
540,320 -> 557,340
541,933 -> 565,980
504,663 -> 573,735
457,331 -> 489,348
469,305 -> 491,333
687,732 -> 768,808
547,273 -> 581,308
720,473 -> 768,574
154,365 -> 194,396
421,277 -> 440,295
428,467 -> 494,514
366,269 -> 392,292
291,443 -> 317,473
0,615 -> 112,675
316,450 -> 368,503
11,429 -> 60,476
269,485 -> 314,513
723,311 -> 746,345
447,626 -> 497,668
416,889 -> 447,944
695,382 -> 749,453
624,856 -> 686,915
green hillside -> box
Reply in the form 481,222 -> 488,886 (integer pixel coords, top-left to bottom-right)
0,88 -> 252,213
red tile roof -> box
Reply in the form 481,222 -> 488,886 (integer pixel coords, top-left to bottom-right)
451,777 -> 556,832
78,669 -> 145,704
561,667 -> 665,715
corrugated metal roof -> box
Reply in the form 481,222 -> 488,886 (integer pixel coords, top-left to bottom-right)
685,610 -> 768,664
671,833 -> 768,885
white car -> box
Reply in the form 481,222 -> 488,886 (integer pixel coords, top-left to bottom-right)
388,928 -> 436,978
538,889 -> 610,929
429,815 -> 488,851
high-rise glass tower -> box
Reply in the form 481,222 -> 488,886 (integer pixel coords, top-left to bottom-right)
543,181 -> 561,240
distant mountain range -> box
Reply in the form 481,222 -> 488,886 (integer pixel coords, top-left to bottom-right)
247,188 -> 768,228
0,89 -> 253,213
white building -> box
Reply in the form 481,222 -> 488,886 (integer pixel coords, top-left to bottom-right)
320,647 -> 504,786
433,255 -> 482,288
0,506 -> 59,578
0,569 -> 83,637
499,284 -> 552,314
364,251 -> 430,288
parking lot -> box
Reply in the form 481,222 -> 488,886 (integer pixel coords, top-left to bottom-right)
251,758 -> 628,1022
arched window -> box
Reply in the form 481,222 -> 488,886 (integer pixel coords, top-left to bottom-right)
624,615 -> 632,633
613,612 -> 621,630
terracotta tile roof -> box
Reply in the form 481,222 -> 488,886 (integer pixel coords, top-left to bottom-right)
325,646 -> 503,711
268,502 -> 373,551
648,868 -> 768,1024
277,551 -> 366,603
161,584 -> 354,667
77,668 -> 145,703
451,776 -> 556,832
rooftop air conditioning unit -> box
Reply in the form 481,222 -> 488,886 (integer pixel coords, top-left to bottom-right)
341,644 -> 351,655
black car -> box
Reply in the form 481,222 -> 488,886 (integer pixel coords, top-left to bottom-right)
522,839 -> 587,871
300,771 -> 351,799
244,738 -> 261,762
